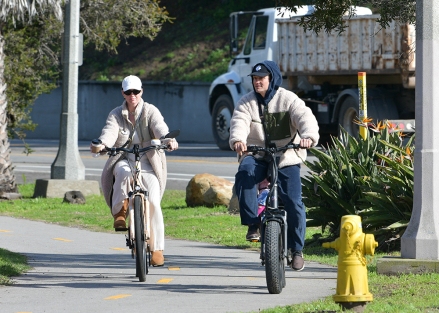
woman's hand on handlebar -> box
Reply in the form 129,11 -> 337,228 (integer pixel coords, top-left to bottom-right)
162,138 -> 178,151
299,138 -> 313,149
233,141 -> 247,156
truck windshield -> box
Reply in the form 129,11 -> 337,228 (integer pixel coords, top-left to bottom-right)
243,15 -> 268,55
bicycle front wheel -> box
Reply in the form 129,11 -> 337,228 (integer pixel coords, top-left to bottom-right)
134,195 -> 147,282
264,220 -> 285,294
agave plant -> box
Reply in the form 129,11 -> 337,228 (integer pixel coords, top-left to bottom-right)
303,123 -> 414,251
358,136 -> 414,250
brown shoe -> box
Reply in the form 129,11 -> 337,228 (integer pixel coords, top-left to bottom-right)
113,199 -> 129,229
246,224 -> 260,242
289,250 -> 305,271
151,250 -> 165,267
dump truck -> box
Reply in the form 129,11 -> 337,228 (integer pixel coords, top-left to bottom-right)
208,6 -> 415,149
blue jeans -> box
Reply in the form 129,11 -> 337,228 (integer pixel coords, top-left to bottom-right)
235,156 -> 306,251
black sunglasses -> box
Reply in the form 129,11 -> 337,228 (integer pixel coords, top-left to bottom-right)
123,89 -> 141,96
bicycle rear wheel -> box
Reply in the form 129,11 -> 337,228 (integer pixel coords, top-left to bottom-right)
134,195 -> 147,282
264,220 -> 285,294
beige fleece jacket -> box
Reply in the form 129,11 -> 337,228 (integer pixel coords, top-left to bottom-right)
229,87 -> 319,167
99,99 -> 171,208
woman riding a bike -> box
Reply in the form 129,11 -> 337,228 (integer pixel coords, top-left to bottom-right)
229,61 -> 319,272
90,75 -> 178,267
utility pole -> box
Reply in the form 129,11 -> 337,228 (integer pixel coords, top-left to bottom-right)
401,0 -> 439,259
51,0 -> 85,180
33,0 -> 99,198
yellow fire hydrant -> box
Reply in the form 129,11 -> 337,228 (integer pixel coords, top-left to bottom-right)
322,215 -> 378,311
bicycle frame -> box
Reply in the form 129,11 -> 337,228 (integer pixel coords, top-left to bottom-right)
258,149 -> 289,266
127,145 -> 151,247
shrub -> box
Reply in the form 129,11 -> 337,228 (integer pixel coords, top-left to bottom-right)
302,123 -> 414,251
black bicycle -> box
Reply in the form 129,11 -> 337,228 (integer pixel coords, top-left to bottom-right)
93,129 -> 180,282
247,142 -> 302,294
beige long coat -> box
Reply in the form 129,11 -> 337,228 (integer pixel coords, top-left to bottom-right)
98,99 -> 170,208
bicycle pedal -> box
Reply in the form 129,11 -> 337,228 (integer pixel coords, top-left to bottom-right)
249,239 -> 260,243
114,227 -> 128,232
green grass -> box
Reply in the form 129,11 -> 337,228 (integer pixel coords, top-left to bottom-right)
1,184 -> 439,312
0,248 -> 31,285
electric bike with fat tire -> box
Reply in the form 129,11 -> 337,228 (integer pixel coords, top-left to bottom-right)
247,142 -> 302,294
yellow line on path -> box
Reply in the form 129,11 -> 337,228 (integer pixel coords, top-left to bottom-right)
11,152 -> 55,157
110,247 -> 127,251
104,294 -> 132,300
157,278 -> 173,284
0,230 -> 11,232
168,267 -> 180,271
52,238 -> 73,242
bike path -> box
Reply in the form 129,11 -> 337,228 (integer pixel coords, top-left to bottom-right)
0,216 -> 337,313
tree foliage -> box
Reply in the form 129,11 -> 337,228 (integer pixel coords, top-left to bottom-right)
3,0 -> 172,139
80,0 -> 173,52
275,0 -> 416,33
4,12 -> 62,139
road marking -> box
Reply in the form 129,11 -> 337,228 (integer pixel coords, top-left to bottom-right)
157,278 -> 173,284
168,267 -> 180,271
169,159 -> 236,164
12,164 -> 235,181
52,238 -> 73,242
110,247 -> 127,251
169,173 -> 235,179
104,294 -> 132,300
0,230 -> 11,233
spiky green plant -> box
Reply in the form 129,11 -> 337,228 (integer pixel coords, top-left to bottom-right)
358,137 -> 414,250
302,124 -> 414,251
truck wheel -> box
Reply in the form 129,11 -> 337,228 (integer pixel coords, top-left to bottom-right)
212,95 -> 234,150
338,97 -> 359,139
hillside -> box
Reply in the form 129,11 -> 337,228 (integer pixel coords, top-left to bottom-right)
79,0 -> 276,83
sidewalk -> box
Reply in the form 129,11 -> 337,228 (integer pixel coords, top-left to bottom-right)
0,216 -> 337,313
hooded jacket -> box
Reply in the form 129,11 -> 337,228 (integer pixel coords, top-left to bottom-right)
229,60 -> 319,167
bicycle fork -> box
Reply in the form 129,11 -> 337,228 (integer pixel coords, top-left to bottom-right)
260,208 -> 288,265
126,190 -> 150,250
259,181 -> 289,265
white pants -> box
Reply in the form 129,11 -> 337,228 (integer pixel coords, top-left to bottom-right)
112,159 -> 164,251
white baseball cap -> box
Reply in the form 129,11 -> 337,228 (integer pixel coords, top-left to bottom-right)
121,75 -> 142,91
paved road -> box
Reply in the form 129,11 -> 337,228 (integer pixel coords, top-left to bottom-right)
10,139 -> 318,191
10,140 -> 240,190
0,216 -> 337,313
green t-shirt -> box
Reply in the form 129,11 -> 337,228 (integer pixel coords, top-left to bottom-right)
264,111 -> 291,141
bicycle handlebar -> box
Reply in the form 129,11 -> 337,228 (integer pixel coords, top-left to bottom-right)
92,129 -> 180,157
246,143 -> 303,155
103,143 -> 169,157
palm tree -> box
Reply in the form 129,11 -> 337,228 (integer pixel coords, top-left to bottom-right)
0,0 -> 62,198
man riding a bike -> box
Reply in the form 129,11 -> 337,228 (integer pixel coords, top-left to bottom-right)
229,61 -> 319,271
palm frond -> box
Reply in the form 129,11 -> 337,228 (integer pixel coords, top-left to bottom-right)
0,0 -> 62,24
